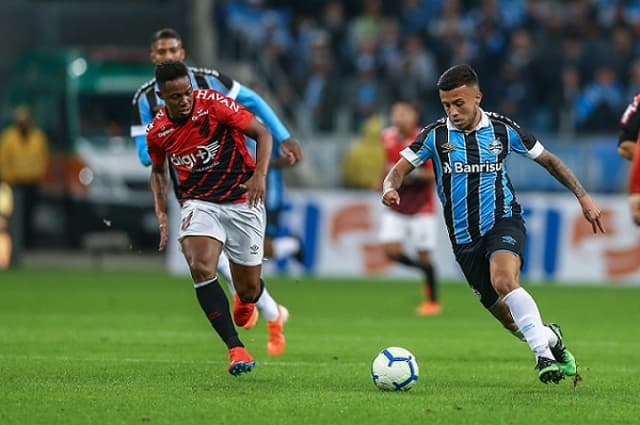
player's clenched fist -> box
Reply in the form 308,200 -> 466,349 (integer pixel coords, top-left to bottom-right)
381,188 -> 400,207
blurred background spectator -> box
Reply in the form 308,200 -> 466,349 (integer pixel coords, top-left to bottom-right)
0,106 -> 49,250
214,0 -> 640,135
0,0 -> 637,252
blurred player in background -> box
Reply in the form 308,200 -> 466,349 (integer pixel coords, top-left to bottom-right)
0,106 -> 49,250
132,28 -> 302,355
382,64 -> 605,384
0,182 -> 14,269
242,82 -> 306,268
147,61 -> 275,375
628,146 -> 640,225
378,101 -> 440,316
617,93 -> 640,225
617,93 -> 639,161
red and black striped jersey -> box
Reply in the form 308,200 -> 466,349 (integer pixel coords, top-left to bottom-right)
619,92 -> 640,146
146,89 -> 255,204
630,145 -> 640,193
381,126 -> 436,215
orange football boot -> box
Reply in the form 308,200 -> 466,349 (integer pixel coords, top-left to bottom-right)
416,301 -> 442,316
233,295 -> 258,329
228,346 -> 256,376
266,305 -> 289,356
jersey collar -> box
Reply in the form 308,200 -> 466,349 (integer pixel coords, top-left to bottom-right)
446,109 -> 490,133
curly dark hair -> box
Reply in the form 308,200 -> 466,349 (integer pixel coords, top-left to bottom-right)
154,61 -> 189,86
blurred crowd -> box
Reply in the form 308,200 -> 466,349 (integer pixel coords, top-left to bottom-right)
213,0 -> 640,135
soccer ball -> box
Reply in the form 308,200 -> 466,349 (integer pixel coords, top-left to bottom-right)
370,346 -> 419,391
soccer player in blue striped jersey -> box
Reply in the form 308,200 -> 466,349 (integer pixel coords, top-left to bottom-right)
131,28 -> 302,356
382,64 -> 606,384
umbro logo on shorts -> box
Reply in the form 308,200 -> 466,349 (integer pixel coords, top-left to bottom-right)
250,244 -> 260,254
501,235 -> 516,245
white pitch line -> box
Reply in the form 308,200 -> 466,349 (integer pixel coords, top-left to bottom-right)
0,353 -> 368,367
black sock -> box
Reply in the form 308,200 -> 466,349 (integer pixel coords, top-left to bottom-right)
251,279 -> 265,303
422,264 -> 438,302
195,278 -> 242,349
396,253 -> 421,268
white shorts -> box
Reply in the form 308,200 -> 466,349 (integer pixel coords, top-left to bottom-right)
178,199 -> 266,266
379,209 -> 437,251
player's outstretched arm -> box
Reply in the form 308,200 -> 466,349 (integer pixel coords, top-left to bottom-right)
382,157 -> 415,207
150,162 -> 170,251
534,149 -> 606,234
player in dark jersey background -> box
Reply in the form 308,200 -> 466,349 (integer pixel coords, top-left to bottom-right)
131,28 -> 300,356
617,93 -> 640,225
382,64 -> 605,384
147,61 -> 277,375
617,93 -> 639,161
377,101 -> 440,316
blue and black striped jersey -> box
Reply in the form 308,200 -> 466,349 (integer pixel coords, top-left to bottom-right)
401,110 -> 544,245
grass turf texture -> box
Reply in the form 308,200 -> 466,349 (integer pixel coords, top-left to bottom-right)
1,269 -> 639,425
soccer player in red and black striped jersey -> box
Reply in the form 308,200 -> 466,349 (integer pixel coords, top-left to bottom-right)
133,29 -> 295,356
378,101 -> 440,316
629,143 -> 640,225
147,61 -> 275,376
618,93 -> 640,225
618,93 -> 640,161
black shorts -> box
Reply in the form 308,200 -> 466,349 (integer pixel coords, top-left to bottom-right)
452,217 -> 526,309
265,208 -> 282,239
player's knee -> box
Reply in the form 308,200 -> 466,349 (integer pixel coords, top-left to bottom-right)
417,251 -> 432,266
233,277 -> 261,302
187,258 -> 216,282
382,245 -> 403,260
491,274 -> 519,296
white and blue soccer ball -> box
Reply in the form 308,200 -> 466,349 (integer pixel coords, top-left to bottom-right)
371,346 -> 419,391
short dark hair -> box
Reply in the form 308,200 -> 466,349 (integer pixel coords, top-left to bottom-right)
155,61 -> 189,86
151,28 -> 181,45
436,64 -> 479,91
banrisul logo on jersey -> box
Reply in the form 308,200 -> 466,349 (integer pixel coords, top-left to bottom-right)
442,161 -> 503,174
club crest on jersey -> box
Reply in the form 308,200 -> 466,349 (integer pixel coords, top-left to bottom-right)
488,139 -> 503,155
441,142 -> 456,153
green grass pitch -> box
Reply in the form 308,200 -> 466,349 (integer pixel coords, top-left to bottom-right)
1,268 -> 639,424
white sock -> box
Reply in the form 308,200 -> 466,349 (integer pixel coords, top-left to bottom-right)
256,286 -> 280,321
503,288 -> 554,359
217,252 -> 236,295
272,236 -> 300,260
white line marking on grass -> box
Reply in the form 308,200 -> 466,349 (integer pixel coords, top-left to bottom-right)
0,353 -> 368,367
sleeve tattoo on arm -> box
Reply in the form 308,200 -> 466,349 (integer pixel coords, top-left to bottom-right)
535,150 -> 586,198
